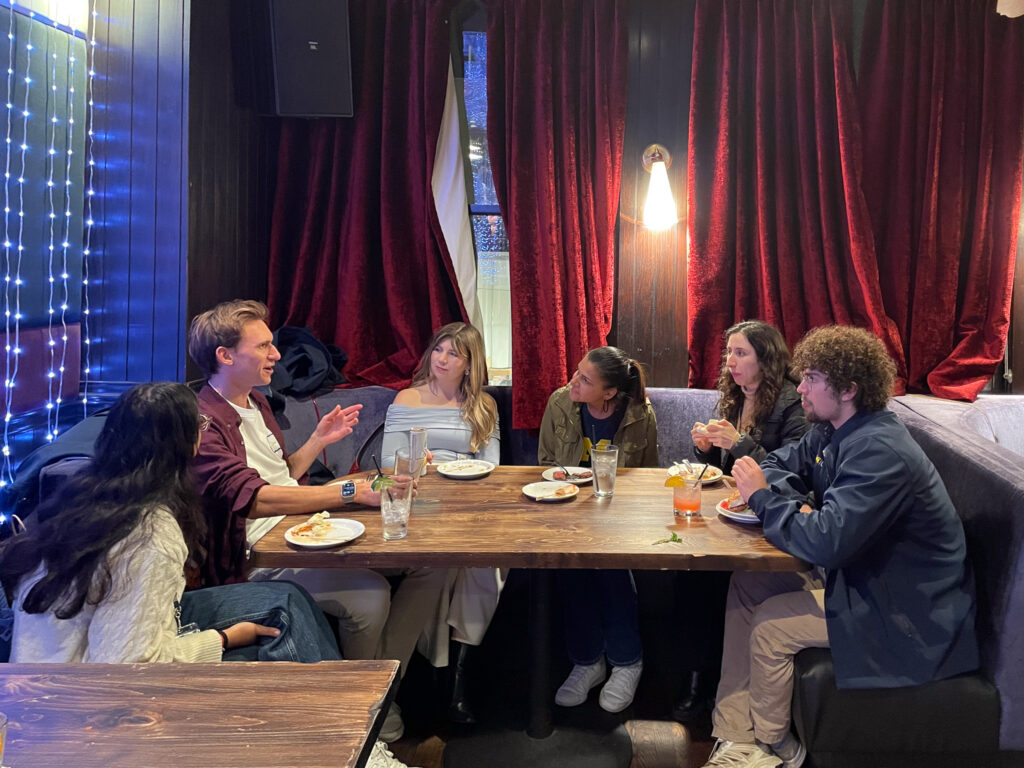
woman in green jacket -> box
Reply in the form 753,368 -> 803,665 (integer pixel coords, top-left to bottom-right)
538,346 -> 658,713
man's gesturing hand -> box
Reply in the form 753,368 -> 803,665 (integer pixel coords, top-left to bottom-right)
314,403 -> 362,445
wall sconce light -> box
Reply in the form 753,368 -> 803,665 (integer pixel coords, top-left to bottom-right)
642,143 -> 678,230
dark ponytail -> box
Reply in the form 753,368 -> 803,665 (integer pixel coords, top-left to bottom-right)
585,346 -> 647,409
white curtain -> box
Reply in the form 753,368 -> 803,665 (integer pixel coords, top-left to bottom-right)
432,59 -> 483,330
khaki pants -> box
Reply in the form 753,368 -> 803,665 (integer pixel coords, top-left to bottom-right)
253,565 -> 450,676
712,570 -> 829,745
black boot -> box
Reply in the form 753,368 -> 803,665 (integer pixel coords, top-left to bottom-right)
448,639 -> 478,724
672,671 -> 712,724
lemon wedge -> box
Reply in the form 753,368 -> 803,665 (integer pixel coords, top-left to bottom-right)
664,474 -> 686,488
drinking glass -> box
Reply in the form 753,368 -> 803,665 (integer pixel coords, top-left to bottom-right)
591,445 -> 619,498
408,428 -> 429,478
673,481 -> 702,519
381,448 -> 417,540
380,482 -> 412,540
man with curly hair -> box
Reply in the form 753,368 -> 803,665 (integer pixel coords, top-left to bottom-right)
701,325 -> 978,768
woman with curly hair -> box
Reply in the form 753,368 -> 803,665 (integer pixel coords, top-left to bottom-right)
677,321 -> 810,724
692,320 -> 809,474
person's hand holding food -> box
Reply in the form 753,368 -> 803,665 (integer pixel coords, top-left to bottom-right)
691,422 -> 712,452
732,456 -> 767,501
705,418 -> 742,450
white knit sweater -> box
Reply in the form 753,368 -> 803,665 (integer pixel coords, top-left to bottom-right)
10,506 -> 223,663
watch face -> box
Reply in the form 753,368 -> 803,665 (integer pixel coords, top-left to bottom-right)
341,481 -> 356,499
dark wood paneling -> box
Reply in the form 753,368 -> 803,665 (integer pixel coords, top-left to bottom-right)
87,0 -> 189,386
613,0 -> 695,387
186,0 -> 279,381
155,0 -> 188,380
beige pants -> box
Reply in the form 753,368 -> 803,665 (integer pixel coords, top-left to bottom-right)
253,566 -> 450,676
712,570 -> 829,745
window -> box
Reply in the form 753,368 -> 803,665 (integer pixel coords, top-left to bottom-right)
459,21 -> 511,385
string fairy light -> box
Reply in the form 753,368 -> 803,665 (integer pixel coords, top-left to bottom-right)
1,0 -> 18,487
1,4 -> 34,486
43,16 -> 75,443
81,0 -> 98,415
55,29 -> 77,442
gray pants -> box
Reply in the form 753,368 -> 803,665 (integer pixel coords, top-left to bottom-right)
252,566 -> 449,676
712,570 -> 829,745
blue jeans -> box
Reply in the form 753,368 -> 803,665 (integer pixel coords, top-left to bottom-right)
557,569 -> 642,667
180,580 -> 342,662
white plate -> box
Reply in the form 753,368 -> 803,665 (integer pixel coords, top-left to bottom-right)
435,459 -> 496,479
541,466 -> 593,485
285,518 -> 366,548
667,463 -> 725,485
716,499 -> 760,524
522,481 -> 579,502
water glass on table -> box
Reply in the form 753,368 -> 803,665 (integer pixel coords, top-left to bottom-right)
591,445 -> 619,498
381,448 -> 417,540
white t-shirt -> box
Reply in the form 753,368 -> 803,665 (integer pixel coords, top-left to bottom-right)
225,396 -> 297,548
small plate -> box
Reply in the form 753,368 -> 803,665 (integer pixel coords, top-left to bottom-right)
436,459 -> 496,479
716,499 -> 760,525
522,481 -> 579,502
285,518 -> 366,548
541,466 -> 593,485
667,463 -> 725,485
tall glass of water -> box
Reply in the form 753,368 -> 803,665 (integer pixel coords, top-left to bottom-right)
592,445 -> 619,498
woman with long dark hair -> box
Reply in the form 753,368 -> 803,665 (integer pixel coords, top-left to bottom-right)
1,382 -> 340,664
674,320 -> 809,725
692,320 -> 808,474
538,346 -> 658,713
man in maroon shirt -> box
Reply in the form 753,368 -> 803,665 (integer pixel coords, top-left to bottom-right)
189,299 -> 446,742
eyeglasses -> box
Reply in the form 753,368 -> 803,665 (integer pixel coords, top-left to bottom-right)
799,372 -> 826,386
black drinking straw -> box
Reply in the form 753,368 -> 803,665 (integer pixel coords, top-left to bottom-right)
371,455 -> 394,502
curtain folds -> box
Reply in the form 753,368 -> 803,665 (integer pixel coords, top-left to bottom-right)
486,0 -> 628,429
686,0 -> 904,390
859,0 -> 1024,399
267,0 -> 465,389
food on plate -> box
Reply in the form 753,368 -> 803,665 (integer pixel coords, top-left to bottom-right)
290,511 -> 333,538
554,469 -> 592,481
726,489 -> 749,513
553,484 -> 576,497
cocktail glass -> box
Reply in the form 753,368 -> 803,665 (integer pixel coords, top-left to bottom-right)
673,481 -> 702,519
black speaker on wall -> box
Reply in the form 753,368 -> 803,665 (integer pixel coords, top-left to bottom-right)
232,0 -> 354,118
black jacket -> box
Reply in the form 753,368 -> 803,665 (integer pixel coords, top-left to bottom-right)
695,379 -> 807,473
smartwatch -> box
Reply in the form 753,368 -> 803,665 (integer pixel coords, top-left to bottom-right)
340,480 -> 357,503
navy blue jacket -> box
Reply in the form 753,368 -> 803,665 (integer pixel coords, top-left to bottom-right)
749,409 -> 979,689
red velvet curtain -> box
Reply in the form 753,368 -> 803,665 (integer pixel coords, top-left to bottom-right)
859,0 -> 1024,399
686,0 -> 905,389
267,0 -> 465,388
486,0 -> 628,429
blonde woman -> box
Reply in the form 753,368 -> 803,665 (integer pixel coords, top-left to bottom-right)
382,322 -> 500,724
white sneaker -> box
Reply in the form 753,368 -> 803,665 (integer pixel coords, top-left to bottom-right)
702,739 -> 782,768
770,735 -> 807,768
378,702 -> 404,743
367,740 -> 419,768
598,660 -> 643,712
555,658 -> 607,707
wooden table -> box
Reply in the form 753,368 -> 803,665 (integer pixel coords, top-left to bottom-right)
251,466 -> 807,738
251,466 -> 806,572
0,660 -> 399,768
